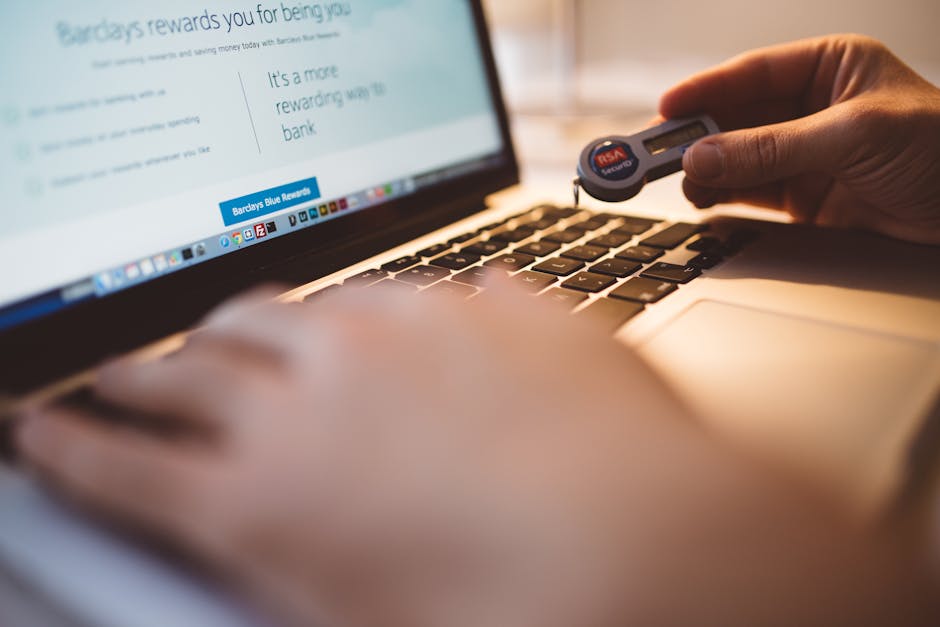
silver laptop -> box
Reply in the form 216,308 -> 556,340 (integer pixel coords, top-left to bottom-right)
2,1 -> 939,625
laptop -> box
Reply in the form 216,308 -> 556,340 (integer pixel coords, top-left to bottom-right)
1,1 -> 939,625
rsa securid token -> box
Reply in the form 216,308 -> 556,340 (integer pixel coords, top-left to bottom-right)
575,115 -> 719,203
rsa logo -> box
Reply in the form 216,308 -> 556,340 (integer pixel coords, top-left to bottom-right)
590,141 -> 638,181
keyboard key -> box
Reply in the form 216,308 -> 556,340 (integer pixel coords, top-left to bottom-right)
344,268 -> 388,287
560,244 -> 608,262
480,219 -> 511,232
514,270 -> 557,292
589,258 -> 641,278
463,240 -> 508,256
430,252 -> 480,271
542,228 -> 584,244
302,284 -> 342,302
381,255 -> 421,272
615,245 -> 664,263
640,223 -> 706,249
612,216 -> 658,235
416,243 -> 451,258
490,227 -> 536,243
370,279 -> 418,293
515,240 -> 561,257
527,216 -> 560,230
687,253 -> 723,269
578,298 -> 644,332
570,218 -> 608,232
447,232 -> 477,245
532,257 -> 584,276
542,287 -> 588,309
423,280 -> 477,298
396,265 -> 451,287
453,266 -> 507,287
686,236 -> 724,253
609,277 -> 677,303
641,262 -> 702,284
484,252 -> 536,271
561,272 -> 616,293
724,228 -> 760,252
587,232 -> 632,249
542,206 -> 579,219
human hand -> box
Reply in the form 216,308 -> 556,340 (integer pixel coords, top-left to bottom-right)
15,284 -> 936,626
662,35 -> 940,245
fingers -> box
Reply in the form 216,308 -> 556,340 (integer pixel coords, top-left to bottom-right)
682,178 -> 785,211
94,287 -> 312,427
659,37 -> 828,119
95,345 -> 269,430
683,174 -> 832,224
200,284 -> 290,327
16,407 -> 222,556
681,105 -> 856,189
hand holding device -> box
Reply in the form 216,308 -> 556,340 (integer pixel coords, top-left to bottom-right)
661,34 -> 940,246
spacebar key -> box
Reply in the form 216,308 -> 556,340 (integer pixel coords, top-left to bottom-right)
577,298 -> 644,333
641,223 -> 705,249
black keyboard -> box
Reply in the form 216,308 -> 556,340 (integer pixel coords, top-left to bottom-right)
305,204 -> 756,333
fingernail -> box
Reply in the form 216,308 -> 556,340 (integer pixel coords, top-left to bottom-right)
687,142 -> 724,180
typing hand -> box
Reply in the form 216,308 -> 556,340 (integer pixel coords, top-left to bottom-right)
15,284 -> 933,626
663,35 -> 940,245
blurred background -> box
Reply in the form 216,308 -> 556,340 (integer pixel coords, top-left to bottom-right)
481,0 -> 940,185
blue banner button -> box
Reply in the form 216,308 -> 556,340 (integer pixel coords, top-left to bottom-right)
219,176 -> 321,226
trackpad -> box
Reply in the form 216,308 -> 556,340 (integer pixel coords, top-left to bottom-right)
638,300 -> 940,516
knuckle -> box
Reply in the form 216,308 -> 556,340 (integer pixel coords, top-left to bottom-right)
849,34 -> 888,55
743,129 -> 783,180
827,33 -> 886,55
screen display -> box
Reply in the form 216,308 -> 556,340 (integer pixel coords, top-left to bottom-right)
0,0 -> 503,330
643,121 -> 708,156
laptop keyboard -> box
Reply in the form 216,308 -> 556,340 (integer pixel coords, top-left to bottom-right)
306,204 -> 756,333
0,206 -> 755,459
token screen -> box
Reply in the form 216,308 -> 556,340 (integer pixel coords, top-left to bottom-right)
643,121 -> 708,156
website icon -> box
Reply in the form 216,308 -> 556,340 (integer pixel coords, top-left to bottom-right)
243,228 -> 255,241
94,272 -> 114,292
111,268 -> 126,287
254,223 -> 268,239
232,231 -> 244,245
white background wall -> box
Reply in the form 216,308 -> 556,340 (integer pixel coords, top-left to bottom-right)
483,0 -> 940,112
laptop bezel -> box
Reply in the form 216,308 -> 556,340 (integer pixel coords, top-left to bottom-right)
0,0 -> 518,395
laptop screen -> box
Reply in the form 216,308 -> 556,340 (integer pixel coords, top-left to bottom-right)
0,0 -> 505,331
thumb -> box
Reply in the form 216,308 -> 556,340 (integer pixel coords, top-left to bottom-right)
682,107 -> 852,188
